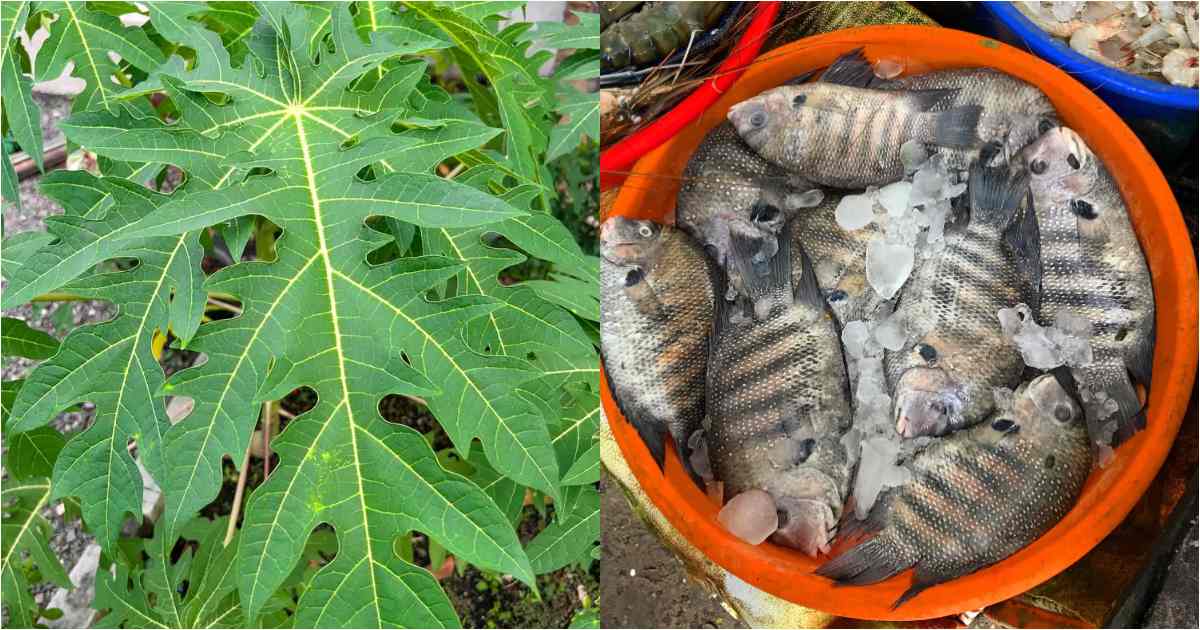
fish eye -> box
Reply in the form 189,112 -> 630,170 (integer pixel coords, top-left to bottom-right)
750,111 -> 767,128
752,204 -> 780,223
1030,159 -> 1048,175
1066,153 -> 1080,170
792,94 -> 807,108
624,269 -> 643,287
1038,119 -> 1055,135
991,418 -> 1016,432
929,400 -> 946,415
1044,455 -> 1056,469
797,437 -> 816,462
917,344 -> 937,361
638,225 -> 653,238
1069,199 -> 1097,220
1053,405 -> 1073,422
827,289 -> 847,302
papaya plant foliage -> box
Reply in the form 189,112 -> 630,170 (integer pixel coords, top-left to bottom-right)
1,2 -> 600,627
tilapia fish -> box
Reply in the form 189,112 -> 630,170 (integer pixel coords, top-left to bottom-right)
707,227 -> 855,556
792,192 -> 885,326
1018,126 -> 1155,447
817,373 -> 1092,608
878,68 -> 1059,168
727,82 -> 982,188
676,122 -> 823,301
601,217 -> 715,477
886,164 -> 1037,438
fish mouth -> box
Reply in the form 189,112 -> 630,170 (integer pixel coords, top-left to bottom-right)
893,367 -> 965,438
599,242 -> 645,266
727,101 -> 769,147
770,497 -> 837,557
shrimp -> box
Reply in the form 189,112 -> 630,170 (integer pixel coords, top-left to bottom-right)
1162,47 -> 1199,86
600,2 -> 726,73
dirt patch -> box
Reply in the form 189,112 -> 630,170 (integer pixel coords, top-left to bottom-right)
599,471 -> 742,629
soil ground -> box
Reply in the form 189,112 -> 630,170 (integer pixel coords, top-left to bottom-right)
599,471 -> 741,629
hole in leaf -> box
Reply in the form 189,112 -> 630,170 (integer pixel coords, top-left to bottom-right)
339,135 -> 360,150
355,164 -> 377,182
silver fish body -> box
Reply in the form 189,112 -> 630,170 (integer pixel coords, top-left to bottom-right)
601,218 -> 716,476
727,83 -> 981,189
1018,126 -> 1155,447
817,373 -> 1093,608
886,164 -> 1034,438
676,122 -> 822,301
879,68 -> 1059,167
707,232 -> 855,556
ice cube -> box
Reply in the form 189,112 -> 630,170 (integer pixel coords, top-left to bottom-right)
718,489 -> 779,545
900,139 -> 928,175
1053,311 -> 1093,337
873,58 -> 904,80
835,193 -> 876,231
874,309 -> 907,351
877,181 -> 912,217
923,199 -> 951,246
997,304 -> 1029,337
841,320 -> 874,360
867,239 -> 915,299
852,436 -> 912,519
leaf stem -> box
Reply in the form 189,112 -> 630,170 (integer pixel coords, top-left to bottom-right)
262,400 -> 275,478
224,438 -> 254,547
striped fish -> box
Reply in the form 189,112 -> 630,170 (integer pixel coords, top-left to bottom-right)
601,217 -> 715,478
817,373 -> 1093,609
792,191 -> 886,327
676,122 -> 823,302
1018,126 -> 1155,447
877,68 -> 1060,170
885,163 -> 1037,438
707,226 -> 855,556
727,82 -> 982,189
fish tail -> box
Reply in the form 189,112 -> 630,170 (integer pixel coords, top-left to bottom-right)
631,416 -> 669,471
1075,365 -> 1146,446
969,162 -> 1030,225
928,104 -> 982,148
728,213 -> 792,300
814,537 -> 909,586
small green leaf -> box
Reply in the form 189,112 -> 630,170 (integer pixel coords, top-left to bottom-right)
1,317 -> 60,360
525,485 -> 599,574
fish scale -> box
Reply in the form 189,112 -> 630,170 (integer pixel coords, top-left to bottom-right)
818,374 -> 1093,608
792,193 -> 885,326
601,219 -> 715,477
886,165 -> 1031,438
1020,126 -> 1154,446
707,233 -> 855,556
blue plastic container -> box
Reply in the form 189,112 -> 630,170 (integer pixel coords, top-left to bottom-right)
978,1 -> 1198,119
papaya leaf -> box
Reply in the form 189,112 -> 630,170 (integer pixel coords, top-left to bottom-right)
32,1 -> 166,113
2,316 -> 60,360
2,1 -> 42,187
60,4 -> 552,624
525,485 -> 599,574
93,518 -> 247,628
6,174 -> 206,550
1,479 -> 72,628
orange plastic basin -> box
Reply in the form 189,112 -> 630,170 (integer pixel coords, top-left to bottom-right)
600,25 -> 1199,621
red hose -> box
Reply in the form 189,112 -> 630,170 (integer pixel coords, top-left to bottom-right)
599,1 -> 780,190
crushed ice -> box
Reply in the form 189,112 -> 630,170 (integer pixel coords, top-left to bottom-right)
998,304 -> 1094,369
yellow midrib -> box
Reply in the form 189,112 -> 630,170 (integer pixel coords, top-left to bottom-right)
293,108 -> 383,626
